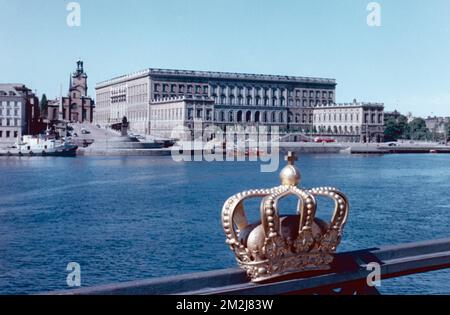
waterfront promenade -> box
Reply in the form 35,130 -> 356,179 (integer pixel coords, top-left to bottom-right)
65,123 -> 450,156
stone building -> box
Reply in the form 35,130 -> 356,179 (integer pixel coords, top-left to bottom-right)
95,68 -> 385,142
0,84 -> 39,145
47,60 -> 94,123
312,100 -> 385,142
425,116 -> 450,136
95,68 -> 337,136
148,96 -> 215,138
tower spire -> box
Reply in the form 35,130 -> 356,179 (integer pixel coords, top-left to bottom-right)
76,59 -> 84,74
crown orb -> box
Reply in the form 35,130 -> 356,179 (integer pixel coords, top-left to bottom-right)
280,165 -> 301,186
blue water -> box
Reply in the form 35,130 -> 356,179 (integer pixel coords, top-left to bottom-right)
0,154 -> 450,294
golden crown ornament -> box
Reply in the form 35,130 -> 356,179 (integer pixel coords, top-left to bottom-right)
221,152 -> 349,282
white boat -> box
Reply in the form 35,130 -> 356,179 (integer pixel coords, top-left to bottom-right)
0,135 -> 78,157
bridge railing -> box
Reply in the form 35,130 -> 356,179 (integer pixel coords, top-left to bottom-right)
50,238 -> 450,295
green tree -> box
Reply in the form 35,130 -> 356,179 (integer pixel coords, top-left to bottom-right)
397,115 -> 410,139
40,94 -> 48,115
408,118 -> 430,141
383,114 -> 410,141
384,118 -> 401,142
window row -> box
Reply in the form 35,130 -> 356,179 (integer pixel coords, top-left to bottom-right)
0,109 -> 21,117
1,101 -> 22,108
0,118 -> 21,126
215,110 -> 287,124
0,130 -> 19,138
154,83 -> 208,95
214,96 -> 332,107
211,86 -> 334,100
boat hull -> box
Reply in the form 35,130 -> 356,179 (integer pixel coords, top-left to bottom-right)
0,146 -> 78,157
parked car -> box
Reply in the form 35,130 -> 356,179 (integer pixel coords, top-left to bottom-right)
81,128 -> 91,135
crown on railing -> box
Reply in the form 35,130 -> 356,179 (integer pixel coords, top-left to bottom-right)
221,152 -> 349,282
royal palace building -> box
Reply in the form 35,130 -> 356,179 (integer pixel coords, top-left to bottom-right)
312,100 -> 385,143
95,68 -> 384,142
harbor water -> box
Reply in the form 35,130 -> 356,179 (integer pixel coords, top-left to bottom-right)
1,154 -> 450,294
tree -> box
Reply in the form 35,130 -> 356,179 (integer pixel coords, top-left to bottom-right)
40,94 -> 48,115
397,115 -> 410,139
384,118 -> 402,142
383,114 -> 410,141
408,118 -> 430,141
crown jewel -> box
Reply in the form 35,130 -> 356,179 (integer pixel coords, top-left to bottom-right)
221,152 -> 349,282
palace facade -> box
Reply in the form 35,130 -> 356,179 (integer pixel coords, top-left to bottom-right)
95,68 -> 384,142
313,100 -> 385,143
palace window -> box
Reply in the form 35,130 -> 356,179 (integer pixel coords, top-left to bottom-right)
237,111 -> 243,122
206,109 -> 212,121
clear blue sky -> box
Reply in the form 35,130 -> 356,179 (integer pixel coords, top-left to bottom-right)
1,0 -> 449,117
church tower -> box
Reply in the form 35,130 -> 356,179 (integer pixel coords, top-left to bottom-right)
70,59 -> 88,98
60,60 -> 94,123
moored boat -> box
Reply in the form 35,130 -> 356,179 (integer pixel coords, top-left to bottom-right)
0,135 -> 78,157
